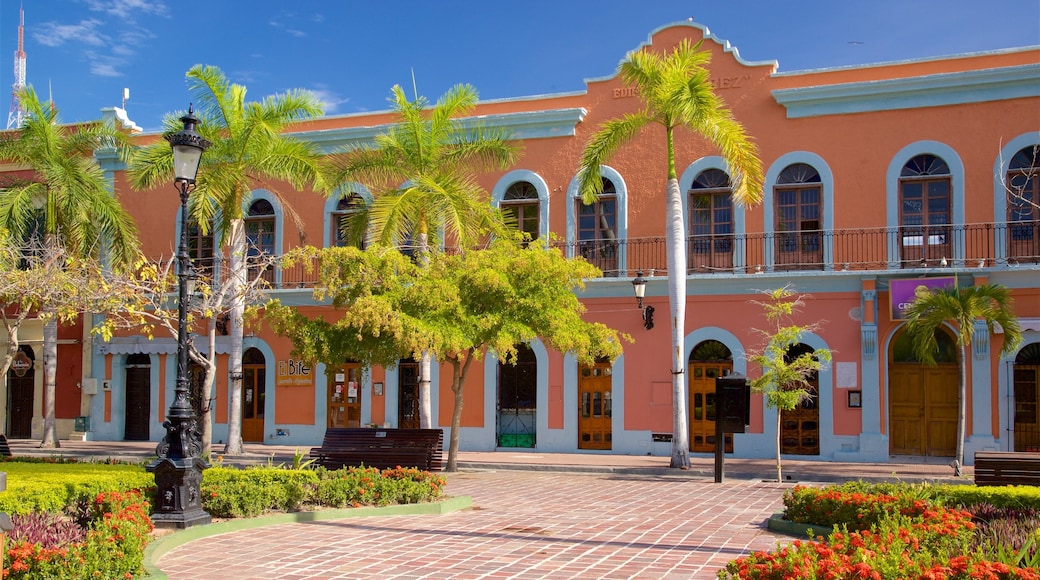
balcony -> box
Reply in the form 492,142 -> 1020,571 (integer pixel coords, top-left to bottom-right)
267,221 -> 1039,288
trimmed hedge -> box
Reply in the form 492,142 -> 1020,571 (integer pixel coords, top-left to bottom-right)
0,462 -> 154,515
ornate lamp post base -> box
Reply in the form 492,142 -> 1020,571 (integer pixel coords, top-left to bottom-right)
147,456 -> 211,529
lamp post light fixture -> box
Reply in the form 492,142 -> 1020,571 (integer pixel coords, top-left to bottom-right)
146,105 -> 212,529
632,271 -> 647,309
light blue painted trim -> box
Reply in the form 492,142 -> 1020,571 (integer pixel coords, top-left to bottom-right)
679,157 -> 749,272
244,189 -> 285,287
773,63 -> 1040,118
242,338 -> 278,442
322,183 -> 373,248
993,132 -> 1040,262
1003,336 -> 1040,451
970,320 -> 993,439
762,152 -> 835,271
585,21 -> 777,86
491,170 -> 551,241
885,141 -> 965,267
565,165 -> 629,271
295,108 -> 588,153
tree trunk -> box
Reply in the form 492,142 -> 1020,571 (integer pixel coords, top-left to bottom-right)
224,219 -> 246,454
416,230 -> 433,429
954,344 -> 968,477
0,321 -> 21,379
40,317 -> 59,448
197,326 -> 218,459
775,408 -> 783,482
446,351 -> 476,473
664,176 -> 690,468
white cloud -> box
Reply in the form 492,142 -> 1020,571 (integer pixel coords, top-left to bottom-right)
33,19 -> 108,47
308,87 -> 350,114
84,0 -> 169,21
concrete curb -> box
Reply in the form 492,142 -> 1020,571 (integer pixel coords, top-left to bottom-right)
141,496 -> 473,579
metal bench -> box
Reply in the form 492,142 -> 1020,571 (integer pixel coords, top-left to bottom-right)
973,451 -> 1040,486
309,428 -> 443,471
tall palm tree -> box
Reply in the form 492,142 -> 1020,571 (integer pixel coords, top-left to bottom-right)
331,83 -> 519,428
577,39 -> 763,468
0,86 -> 140,447
128,65 -> 327,454
904,283 -> 1022,476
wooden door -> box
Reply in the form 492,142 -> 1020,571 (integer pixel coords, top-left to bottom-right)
578,361 -> 612,450
5,346 -> 34,438
242,349 -> 266,442
890,363 -> 957,456
1014,364 -> 1039,451
326,363 -> 362,428
123,362 -> 151,441
398,361 -> 420,429
688,362 -> 733,453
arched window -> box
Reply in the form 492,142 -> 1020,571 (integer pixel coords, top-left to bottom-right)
330,193 -> 366,248
900,154 -> 951,267
186,220 -> 215,277
502,181 -> 540,242
577,178 -> 618,275
245,199 -> 275,283
241,347 -> 267,442
774,163 -> 822,270
689,169 -> 734,272
1006,145 -> 1039,263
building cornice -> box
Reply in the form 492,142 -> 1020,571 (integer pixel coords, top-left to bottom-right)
295,108 -> 589,153
772,63 -> 1040,118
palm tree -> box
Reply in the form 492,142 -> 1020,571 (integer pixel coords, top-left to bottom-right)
331,83 -> 519,428
577,39 -> 763,468
904,283 -> 1022,476
128,65 -> 327,454
0,86 -> 140,447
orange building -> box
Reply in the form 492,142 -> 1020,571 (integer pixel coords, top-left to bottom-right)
5,21 -> 1039,465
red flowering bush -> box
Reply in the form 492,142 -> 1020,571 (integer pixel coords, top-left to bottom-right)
720,488 -> 1040,579
4,490 -> 153,580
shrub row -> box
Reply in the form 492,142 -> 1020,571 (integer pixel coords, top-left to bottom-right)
201,465 -> 446,518
5,490 -> 154,580
720,484 -> 1040,579
0,461 -> 154,515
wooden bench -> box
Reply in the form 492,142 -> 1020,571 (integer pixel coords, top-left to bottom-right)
974,451 -> 1040,486
309,428 -> 443,472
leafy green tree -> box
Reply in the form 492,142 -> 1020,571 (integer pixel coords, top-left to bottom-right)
747,287 -> 831,482
904,283 -> 1022,476
0,87 -> 140,447
264,238 -> 627,470
577,39 -> 763,468
128,65 -> 327,454
329,83 -> 520,429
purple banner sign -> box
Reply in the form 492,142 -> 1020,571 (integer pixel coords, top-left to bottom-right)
889,277 -> 956,320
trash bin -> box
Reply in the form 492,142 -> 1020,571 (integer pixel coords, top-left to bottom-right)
74,416 -> 90,432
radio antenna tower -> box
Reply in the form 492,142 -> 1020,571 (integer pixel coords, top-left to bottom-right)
7,6 -> 27,130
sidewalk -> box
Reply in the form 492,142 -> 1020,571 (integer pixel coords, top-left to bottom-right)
3,438 -> 969,484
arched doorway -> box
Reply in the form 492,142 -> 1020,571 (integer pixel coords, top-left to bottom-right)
124,353 -> 151,441
780,344 -> 820,456
578,358 -> 612,450
5,345 -> 35,438
889,328 -> 958,456
1013,342 -> 1040,451
688,340 -> 733,453
497,344 -> 537,448
325,360 -> 362,428
397,360 -> 420,428
242,348 -> 266,442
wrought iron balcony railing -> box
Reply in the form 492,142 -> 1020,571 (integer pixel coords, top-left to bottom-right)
264,220 -> 1038,288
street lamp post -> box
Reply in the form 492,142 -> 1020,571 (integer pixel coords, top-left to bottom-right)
146,105 -> 212,529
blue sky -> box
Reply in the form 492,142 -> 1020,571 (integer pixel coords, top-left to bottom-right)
2,0 -> 1039,132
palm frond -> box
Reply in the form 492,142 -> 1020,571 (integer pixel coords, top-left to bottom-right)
577,113 -> 652,203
